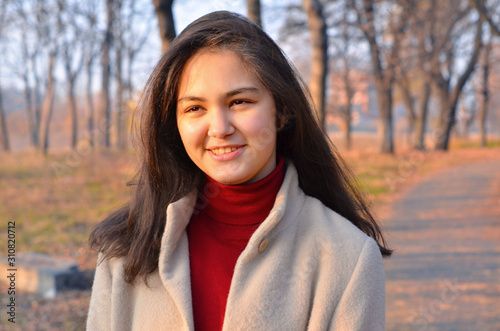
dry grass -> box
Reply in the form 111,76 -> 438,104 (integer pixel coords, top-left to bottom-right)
0,150 -> 137,329
0,150 -> 137,270
337,133 -> 500,209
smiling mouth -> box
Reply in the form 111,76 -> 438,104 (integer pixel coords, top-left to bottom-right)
210,147 -> 239,155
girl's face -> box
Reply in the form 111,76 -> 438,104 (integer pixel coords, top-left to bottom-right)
176,50 -> 277,185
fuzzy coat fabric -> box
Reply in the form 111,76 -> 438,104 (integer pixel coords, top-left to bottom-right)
86,163 -> 386,331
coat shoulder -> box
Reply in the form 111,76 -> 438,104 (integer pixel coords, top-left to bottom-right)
297,195 -> 382,262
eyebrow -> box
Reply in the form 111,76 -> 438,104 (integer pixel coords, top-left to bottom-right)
177,87 -> 260,103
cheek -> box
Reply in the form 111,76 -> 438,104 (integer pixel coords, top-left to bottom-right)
177,120 -> 206,153
242,113 -> 277,152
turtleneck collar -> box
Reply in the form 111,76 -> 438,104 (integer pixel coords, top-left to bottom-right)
198,157 -> 285,226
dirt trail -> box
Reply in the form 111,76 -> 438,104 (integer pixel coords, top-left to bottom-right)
383,159 -> 500,331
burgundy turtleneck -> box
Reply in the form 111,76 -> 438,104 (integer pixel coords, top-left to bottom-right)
187,157 -> 285,331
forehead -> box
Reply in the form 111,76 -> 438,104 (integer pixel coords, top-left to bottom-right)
177,49 -> 261,94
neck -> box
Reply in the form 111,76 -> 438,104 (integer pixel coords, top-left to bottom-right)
197,157 -> 285,225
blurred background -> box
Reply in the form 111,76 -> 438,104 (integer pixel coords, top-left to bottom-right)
0,0 -> 499,330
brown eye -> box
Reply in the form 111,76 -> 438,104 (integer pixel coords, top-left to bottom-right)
186,106 -> 203,113
231,100 -> 251,107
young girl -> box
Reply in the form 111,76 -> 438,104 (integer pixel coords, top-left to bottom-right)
87,11 -> 391,331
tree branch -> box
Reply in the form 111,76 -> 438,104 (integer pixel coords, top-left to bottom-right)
468,0 -> 500,36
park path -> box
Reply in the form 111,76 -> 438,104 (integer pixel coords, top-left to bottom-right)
383,158 -> 500,331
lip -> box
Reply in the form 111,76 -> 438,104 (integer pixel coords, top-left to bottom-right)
207,145 -> 245,161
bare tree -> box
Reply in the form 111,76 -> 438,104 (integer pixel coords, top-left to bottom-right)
429,7 -> 483,151
468,0 -> 500,147
80,0 -> 101,148
0,84 -> 9,152
478,36 -> 493,147
33,0 -> 52,152
102,0 -> 115,148
393,2 -> 419,147
40,0 -> 65,155
0,83 -> 8,151
414,82 -> 431,150
153,0 -> 176,53
304,0 -> 328,128
40,51 -> 57,155
13,0 -> 41,148
124,1 -> 152,104
328,4 -> 365,150
396,68 -> 416,146
14,0 -> 65,154
115,0 -> 126,149
411,2 -> 434,150
350,0 -> 409,154
336,64 -> 357,149
396,0 -> 433,150
0,0 -> 11,151
2,0 -> 159,153
60,0 -> 85,149
13,0 -> 64,153
114,0 -> 152,150
337,62 -> 356,150
247,0 -> 262,27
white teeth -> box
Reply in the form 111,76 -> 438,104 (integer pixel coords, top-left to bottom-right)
212,147 -> 238,155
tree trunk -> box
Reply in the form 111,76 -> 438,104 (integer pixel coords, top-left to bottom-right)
247,0 -> 262,27
435,102 -> 457,151
433,83 -> 450,148
479,40 -> 491,147
0,85 -> 10,151
116,3 -> 126,150
435,20 -> 482,151
21,24 -> 39,149
32,56 -> 43,149
22,71 -> 37,147
127,53 -> 134,103
63,46 -> 84,150
102,0 -> 114,148
342,65 -> 354,150
355,0 -> 400,154
459,105 -> 472,140
377,86 -> 394,154
400,81 -> 416,146
413,81 -> 430,150
0,1 -> 10,151
153,0 -> 176,53
304,0 -> 328,129
344,103 -> 352,150
40,53 -> 56,155
69,79 -> 78,149
368,31 -> 395,154
87,60 -> 95,147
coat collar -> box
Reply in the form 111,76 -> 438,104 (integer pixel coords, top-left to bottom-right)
158,190 -> 197,330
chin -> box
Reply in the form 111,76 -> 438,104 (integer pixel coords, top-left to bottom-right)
213,175 -> 246,185
209,170 -> 251,185
204,164 -> 249,185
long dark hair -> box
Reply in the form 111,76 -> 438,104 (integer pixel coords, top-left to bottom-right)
89,11 -> 392,284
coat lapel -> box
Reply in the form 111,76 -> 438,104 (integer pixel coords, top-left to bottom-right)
158,190 -> 197,330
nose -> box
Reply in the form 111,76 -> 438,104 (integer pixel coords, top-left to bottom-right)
208,107 -> 235,138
